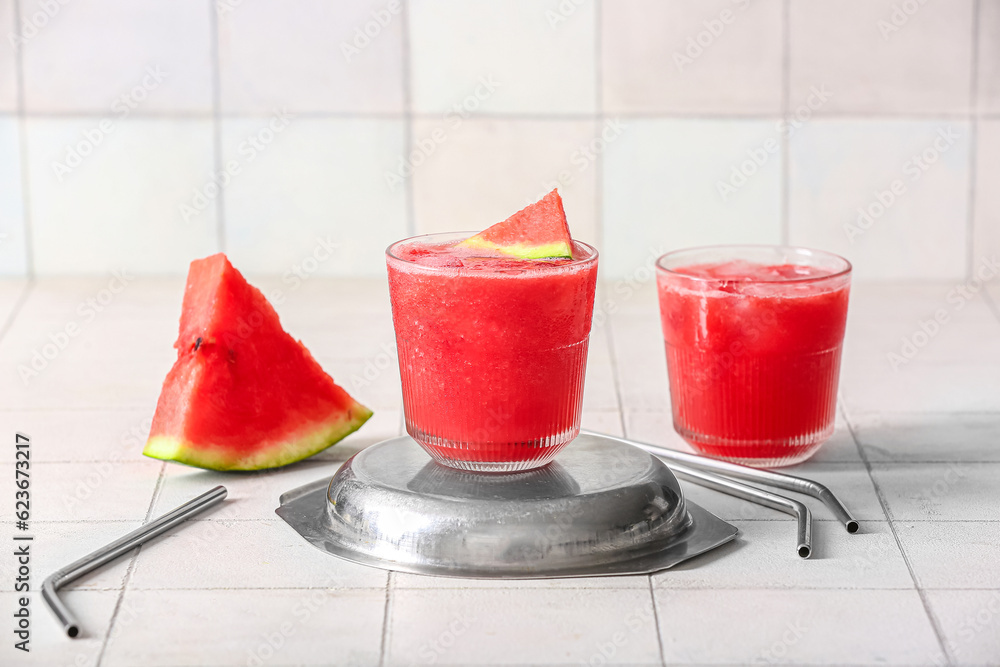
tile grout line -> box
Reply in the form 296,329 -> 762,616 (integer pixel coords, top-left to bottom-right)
401,0 -> 416,237
12,0 -> 35,278
840,404 -> 954,666
610,309 -> 666,666
94,460 -> 168,667
966,0 -> 981,279
377,571 -> 394,667
208,0 -> 226,252
11,109 -> 992,121
780,0 -> 791,246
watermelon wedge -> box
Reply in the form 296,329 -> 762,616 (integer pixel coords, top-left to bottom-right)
144,254 -> 372,471
458,189 -> 573,259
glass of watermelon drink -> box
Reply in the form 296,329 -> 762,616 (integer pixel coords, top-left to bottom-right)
656,246 -> 851,467
386,232 -> 599,473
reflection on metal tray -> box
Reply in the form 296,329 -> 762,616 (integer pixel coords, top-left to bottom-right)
275,433 -> 737,579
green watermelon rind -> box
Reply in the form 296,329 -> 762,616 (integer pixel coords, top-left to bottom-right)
142,404 -> 373,471
458,238 -> 573,260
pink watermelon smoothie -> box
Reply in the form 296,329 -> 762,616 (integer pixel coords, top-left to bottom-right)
656,247 -> 851,467
387,233 -> 598,472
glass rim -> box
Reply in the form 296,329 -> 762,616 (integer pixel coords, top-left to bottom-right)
655,244 -> 852,284
386,231 -> 599,269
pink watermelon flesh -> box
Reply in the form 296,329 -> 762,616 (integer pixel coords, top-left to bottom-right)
144,253 -> 372,471
458,189 -> 574,259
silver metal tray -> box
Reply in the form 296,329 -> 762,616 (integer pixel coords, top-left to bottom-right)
276,433 -> 737,578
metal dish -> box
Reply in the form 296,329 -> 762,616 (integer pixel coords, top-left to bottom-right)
276,433 -> 737,578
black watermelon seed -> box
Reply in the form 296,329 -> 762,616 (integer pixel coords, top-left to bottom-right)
194,337 -> 203,351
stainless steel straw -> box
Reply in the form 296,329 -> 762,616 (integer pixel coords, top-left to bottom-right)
583,430 -> 859,533
42,485 -> 228,638
667,461 -> 813,558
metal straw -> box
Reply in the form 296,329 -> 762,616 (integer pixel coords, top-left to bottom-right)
583,430 -> 859,534
667,461 -> 813,558
42,485 -> 228,638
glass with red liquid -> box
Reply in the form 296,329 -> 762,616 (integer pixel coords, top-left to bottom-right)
386,232 -> 599,472
656,246 -> 851,467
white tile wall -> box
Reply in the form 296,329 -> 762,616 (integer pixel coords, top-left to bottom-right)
789,0 -> 974,115
978,0 -> 1000,114
602,0 -> 784,115
20,0 -> 214,113
25,118 -> 219,274
221,117 -> 407,276
789,120 -> 970,280
409,0 -> 595,114
0,117 -> 27,275
0,3 -> 17,112
603,119 -> 782,277
218,0 -> 405,114
0,0 -> 996,279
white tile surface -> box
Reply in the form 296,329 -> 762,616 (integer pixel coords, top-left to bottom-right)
583,357 -> 620,411
26,117 -> 219,275
973,119 -> 1000,265
851,412 -> 1000,462
0,3 -> 16,111
151,459 -> 344,521
0,116 -> 28,276
218,0 -> 404,114
609,313 -> 670,411
0,301 -> 177,410
926,589 -> 1000,665
580,409 -> 625,437
101,588 -> 386,667
315,354 -> 402,410
0,520 -> 139,591
0,460 -> 162,521
13,275 -> 185,321
654,589 -> 945,665
789,0 -> 974,114
409,0 -> 595,114
896,521 -> 1000,589
0,278 -> 27,324
789,120 -> 970,281
385,588 -> 662,666
0,408 -> 153,462
872,462 -> 1000,521
654,521 -> 912,590
602,0 -> 784,114
130,518 -> 388,591
410,118 -> 600,247
603,119 -> 782,278
20,0 -> 213,113
222,117 -> 407,276
840,283 -> 1000,414
978,0 -> 1000,114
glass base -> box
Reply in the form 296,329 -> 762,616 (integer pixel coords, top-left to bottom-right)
410,425 -> 577,473
675,423 -> 834,468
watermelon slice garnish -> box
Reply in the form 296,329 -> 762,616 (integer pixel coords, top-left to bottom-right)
458,189 -> 574,259
143,254 -> 372,471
